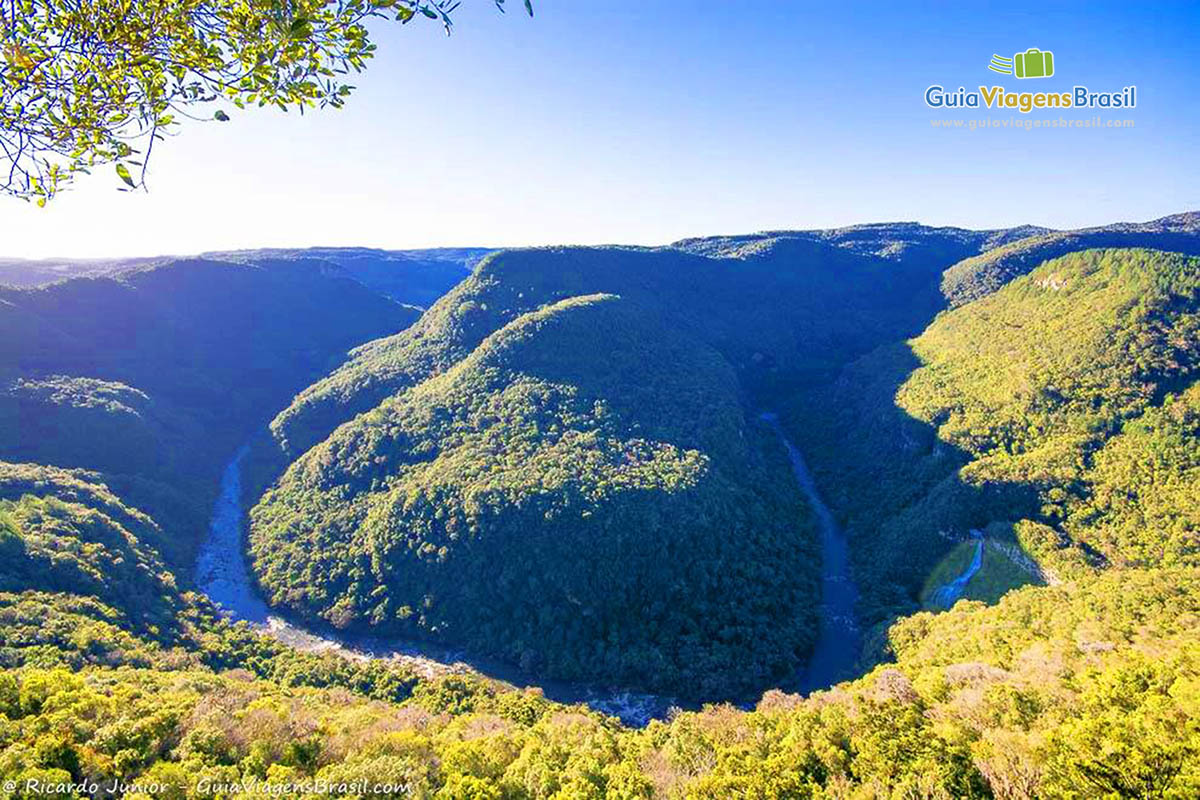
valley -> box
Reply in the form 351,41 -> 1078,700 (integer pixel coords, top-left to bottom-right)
196,413 -> 863,723
2,214 -> 1198,797
760,413 -> 862,694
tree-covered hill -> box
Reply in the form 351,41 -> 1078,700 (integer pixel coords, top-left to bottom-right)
941,211 -> 1200,307
4,218 -> 1200,797
268,237 -> 971,462
255,230 -> 1200,699
0,462 -> 187,642
251,232 -> 1040,699
0,247 -> 490,309
0,258 -> 418,559
789,247 -> 1200,622
0,566 -> 1193,799
673,220 -> 1050,264
0,376 -> 180,480
251,293 -> 820,698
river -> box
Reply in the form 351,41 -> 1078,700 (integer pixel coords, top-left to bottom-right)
195,420 -> 865,724
760,413 -> 863,692
195,446 -> 672,725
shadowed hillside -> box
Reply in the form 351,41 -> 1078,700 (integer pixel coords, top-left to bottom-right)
790,248 -> 1200,622
0,258 -> 418,564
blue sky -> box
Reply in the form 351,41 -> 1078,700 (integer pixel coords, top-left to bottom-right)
6,1 -> 1199,258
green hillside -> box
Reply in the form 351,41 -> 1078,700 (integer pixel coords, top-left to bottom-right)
268,238 -> 958,463
789,248 -> 1200,621
252,293 -> 819,698
0,463 -> 183,636
0,567 -> 1193,799
3,220 -> 1200,798
941,211 -> 1200,307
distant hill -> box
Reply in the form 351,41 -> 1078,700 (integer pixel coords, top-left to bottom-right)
676,212 -> 1200,309
200,247 -> 491,308
0,246 -> 492,309
0,257 -> 418,562
0,256 -> 165,287
673,220 -> 1051,264
942,212 -> 1200,306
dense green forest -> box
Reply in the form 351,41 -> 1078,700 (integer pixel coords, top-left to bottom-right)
941,211 -> 1200,307
787,247 -> 1200,623
2,447 -> 1196,796
0,567 -> 1193,798
253,228 -> 1200,698
2,221 -> 1200,797
251,293 -> 819,697
253,232 -> 1027,698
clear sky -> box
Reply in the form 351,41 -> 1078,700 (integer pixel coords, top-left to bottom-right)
5,1 -> 1198,258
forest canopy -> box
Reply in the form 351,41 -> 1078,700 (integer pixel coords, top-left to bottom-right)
2,221 -> 1200,798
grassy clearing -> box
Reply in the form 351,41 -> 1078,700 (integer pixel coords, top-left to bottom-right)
920,538 -> 1040,608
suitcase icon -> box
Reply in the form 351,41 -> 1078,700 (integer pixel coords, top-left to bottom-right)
1014,48 -> 1054,79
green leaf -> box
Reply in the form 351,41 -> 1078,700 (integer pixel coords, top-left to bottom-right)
214,110 -> 230,121
115,163 -> 136,188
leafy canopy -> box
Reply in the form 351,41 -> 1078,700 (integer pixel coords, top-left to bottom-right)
0,0 -> 531,204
